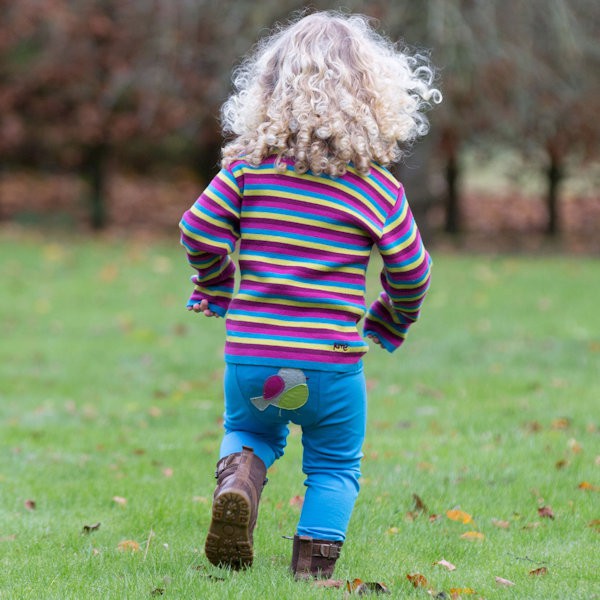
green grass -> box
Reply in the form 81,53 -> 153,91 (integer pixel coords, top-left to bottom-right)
0,230 -> 599,599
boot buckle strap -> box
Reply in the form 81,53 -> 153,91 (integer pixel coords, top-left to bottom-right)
313,542 -> 341,559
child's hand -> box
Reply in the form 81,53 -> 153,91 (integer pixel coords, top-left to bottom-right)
367,334 -> 382,347
188,299 -> 219,318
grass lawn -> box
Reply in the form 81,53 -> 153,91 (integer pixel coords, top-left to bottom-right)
0,230 -> 598,599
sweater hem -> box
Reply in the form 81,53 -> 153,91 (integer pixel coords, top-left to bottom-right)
224,354 -> 364,373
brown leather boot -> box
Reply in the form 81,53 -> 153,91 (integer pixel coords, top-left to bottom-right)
290,534 -> 343,579
204,446 -> 267,569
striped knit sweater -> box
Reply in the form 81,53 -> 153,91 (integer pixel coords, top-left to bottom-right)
179,156 -> 431,371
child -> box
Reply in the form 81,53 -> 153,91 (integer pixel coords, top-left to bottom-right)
179,11 -> 440,579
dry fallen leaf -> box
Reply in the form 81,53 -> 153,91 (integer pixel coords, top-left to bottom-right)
117,540 -> 140,552
538,506 -> 555,519
460,531 -> 484,541
407,573 -> 429,588
529,567 -> 548,576
346,578 -> 390,594
446,509 -> 473,524
162,467 -> 174,478
588,519 -> 600,532
113,496 -> 127,507
495,576 -> 515,587
24,499 -> 36,511
551,417 -> 570,430
289,495 -> 304,509
82,522 -> 101,534
491,518 -> 510,529
578,481 -> 599,491
313,579 -> 343,588
450,588 -> 476,598
434,559 -> 457,571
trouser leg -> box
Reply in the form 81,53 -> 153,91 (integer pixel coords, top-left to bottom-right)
296,367 -> 367,541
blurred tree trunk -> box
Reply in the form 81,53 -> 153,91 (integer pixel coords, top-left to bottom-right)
444,153 -> 460,234
82,144 -> 109,230
545,151 -> 563,236
440,129 -> 461,234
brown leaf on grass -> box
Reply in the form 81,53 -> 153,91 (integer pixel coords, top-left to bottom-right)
24,499 -> 36,511
529,567 -> 548,576
551,417 -> 571,430
289,495 -> 304,509
491,518 -> 510,529
495,576 -> 515,587
538,506 -> 555,519
150,588 -> 165,596
113,496 -> 127,507
568,438 -> 583,453
555,459 -> 569,470
313,579 -> 343,588
525,421 -> 543,433
588,519 -> 600,532
347,578 -> 391,594
449,588 -> 477,598
460,531 -> 484,541
433,558 -> 457,571
162,467 -> 174,478
578,481 -> 599,491
407,573 -> 429,588
522,522 -> 541,530
406,493 -> 430,521
0,535 -> 17,542
413,493 -> 428,513
446,509 -> 473,524
82,522 -> 101,534
117,539 -> 140,552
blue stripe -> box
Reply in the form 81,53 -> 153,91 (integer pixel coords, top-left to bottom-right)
205,180 -> 239,215
227,308 -> 354,326
236,288 -> 364,310
240,269 -> 364,291
242,226 -> 368,251
239,249 -> 367,271
241,205 -> 368,232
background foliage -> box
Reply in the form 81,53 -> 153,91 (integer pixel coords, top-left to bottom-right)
0,0 -> 599,238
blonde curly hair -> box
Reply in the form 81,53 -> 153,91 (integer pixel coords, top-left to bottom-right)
221,11 -> 442,177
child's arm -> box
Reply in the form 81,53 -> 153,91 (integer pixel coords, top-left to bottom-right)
363,189 -> 431,352
179,167 -> 242,318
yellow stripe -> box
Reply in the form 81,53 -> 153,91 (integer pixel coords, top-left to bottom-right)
241,274 -> 364,297
226,335 -> 365,353
243,233 -> 371,257
219,172 -> 242,196
383,199 -> 409,232
367,313 -> 408,335
180,223 -> 231,252
194,285 -> 233,299
380,229 -> 418,256
189,205 -> 237,235
240,209 -> 371,238
240,253 -> 365,276
234,293 -> 365,317
227,313 -> 356,333
204,188 -> 239,219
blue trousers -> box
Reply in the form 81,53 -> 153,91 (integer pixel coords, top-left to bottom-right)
220,362 -> 367,541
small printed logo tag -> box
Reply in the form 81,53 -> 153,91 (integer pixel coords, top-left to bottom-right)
333,342 -> 349,352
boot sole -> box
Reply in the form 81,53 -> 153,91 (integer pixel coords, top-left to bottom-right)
205,490 -> 253,569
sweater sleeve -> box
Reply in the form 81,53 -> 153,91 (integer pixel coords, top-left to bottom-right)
363,187 -> 432,352
179,166 -> 242,317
